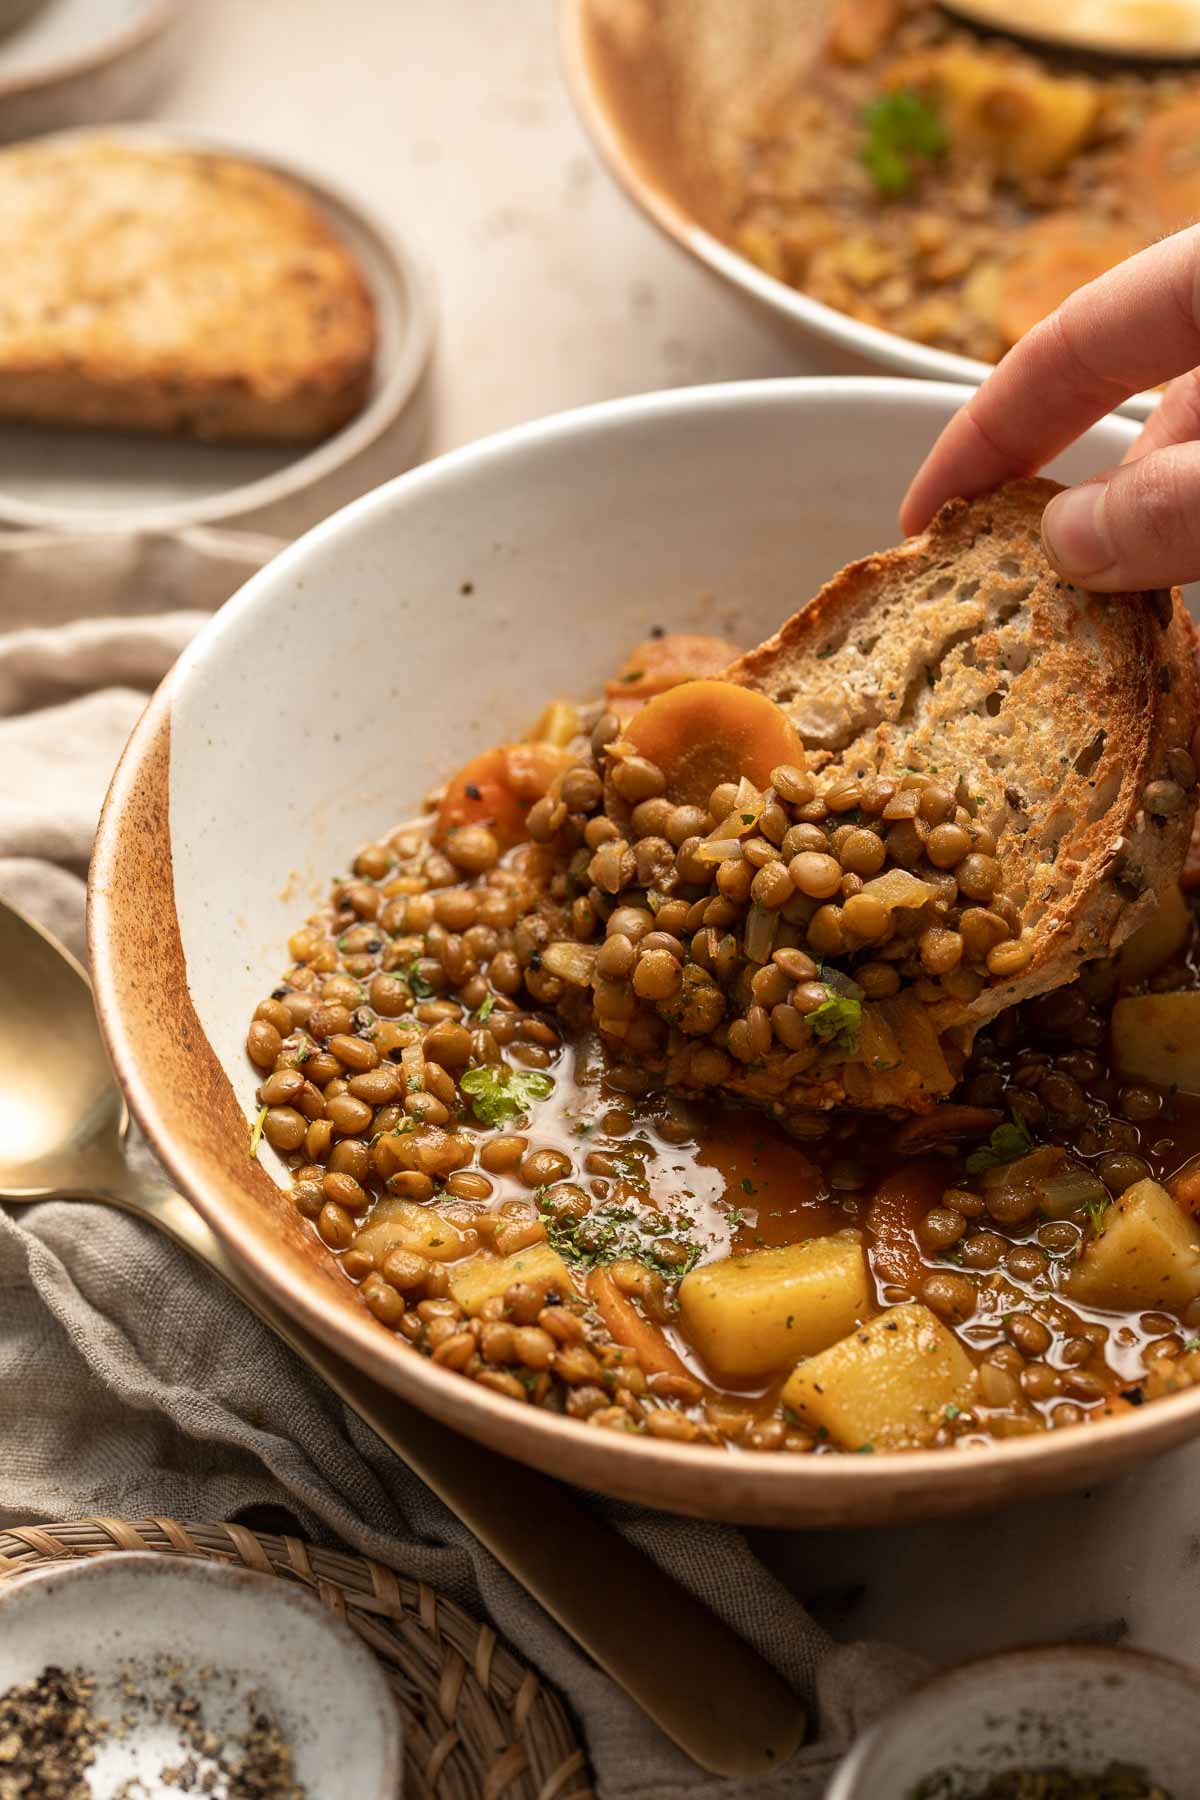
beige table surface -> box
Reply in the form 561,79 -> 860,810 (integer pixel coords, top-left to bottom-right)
151,0 -> 1200,1690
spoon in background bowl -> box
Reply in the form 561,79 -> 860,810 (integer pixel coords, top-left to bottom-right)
941,0 -> 1200,60
0,895 -> 805,1781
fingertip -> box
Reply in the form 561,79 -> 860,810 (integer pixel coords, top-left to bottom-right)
1040,483 -> 1116,585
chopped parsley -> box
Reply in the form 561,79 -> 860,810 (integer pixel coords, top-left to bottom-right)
944,1402 -> 963,1422
474,994 -> 495,1023
407,961 -> 434,999
1185,1337 -> 1200,1353
620,669 -> 645,683
861,89 -> 946,199
1085,1195 -> 1111,1236
964,1117 -> 1032,1176
809,990 -> 862,1057
248,1104 -> 268,1160
741,1177 -> 757,1196
459,1065 -> 555,1126
541,1193 -> 701,1281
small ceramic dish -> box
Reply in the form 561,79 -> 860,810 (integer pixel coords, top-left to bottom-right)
0,0 -> 185,142
561,0 -> 1157,420
0,124 -> 435,538
828,1644 -> 1200,1797
0,1551 -> 402,1797
89,372 -> 1200,1528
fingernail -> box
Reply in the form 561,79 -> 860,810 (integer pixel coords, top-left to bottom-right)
1041,483 -> 1115,578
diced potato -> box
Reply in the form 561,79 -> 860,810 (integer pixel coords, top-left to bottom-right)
1110,992 -> 1200,1094
450,1242 -> 575,1317
781,1303 -> 977,1451
679,1233 -> 869,1381
888,49 -> 1100,181
1066,1179 -> 1200,1311
353,1198 -> 477,1265
1117,885 -> 1190,985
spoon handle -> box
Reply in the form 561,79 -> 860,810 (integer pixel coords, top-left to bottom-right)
86,1166 -> 805,1778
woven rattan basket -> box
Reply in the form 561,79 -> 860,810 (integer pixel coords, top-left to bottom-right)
0,1517 -> 593,1800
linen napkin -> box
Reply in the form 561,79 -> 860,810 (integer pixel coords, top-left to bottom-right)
0,532 -> 926,1798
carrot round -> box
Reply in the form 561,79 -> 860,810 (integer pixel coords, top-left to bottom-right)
623,679 -> 806,809
606,633 -> 743,703
588,1266 -> 692,1380
864,1163 -> 945,1292
996,213 -> 1141,349
1128,99 -> 1200,234
433,747 -> 528,849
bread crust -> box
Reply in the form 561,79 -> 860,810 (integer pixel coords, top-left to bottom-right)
726,478 -> 1200,1030
0,141 -> 377,446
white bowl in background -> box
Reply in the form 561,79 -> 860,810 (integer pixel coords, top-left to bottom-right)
91,375 -> 1200,1527
828,1645 -> 1200,1798
0,0 -> 186,142
561,0 -> 1158,420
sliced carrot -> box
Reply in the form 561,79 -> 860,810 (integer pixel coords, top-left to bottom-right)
588,1266 -> 692,1380
433,747 -> 528,850
623,678 -> 806,809
1169,1159 -> 1200,1217
995,213 -> 1142,349
863,1163 -> 945,1293
606,633 -> 742,704
502,742 -> 573,803
1128,98 -> 1200,235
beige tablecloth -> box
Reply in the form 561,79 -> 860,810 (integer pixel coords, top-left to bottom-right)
0,533 -> 925,1797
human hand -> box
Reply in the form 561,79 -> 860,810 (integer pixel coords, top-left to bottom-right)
900,223 -> 1200,592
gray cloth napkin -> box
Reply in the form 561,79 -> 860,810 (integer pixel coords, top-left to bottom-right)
0,533 -> 927,1798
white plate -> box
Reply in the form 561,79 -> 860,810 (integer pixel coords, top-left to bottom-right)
0,125 -> 436,537
0,1552 -> 402,1797
0,0 -> 185,141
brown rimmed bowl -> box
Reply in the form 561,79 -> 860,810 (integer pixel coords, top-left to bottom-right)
89,376 -> 1197,1526
561,0 -> 1158,419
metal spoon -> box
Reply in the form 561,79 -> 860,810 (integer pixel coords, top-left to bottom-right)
0,896 -> 804,1779
941,0 -> 1200,61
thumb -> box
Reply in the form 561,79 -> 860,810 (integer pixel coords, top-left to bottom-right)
1040,442 -> 1200,591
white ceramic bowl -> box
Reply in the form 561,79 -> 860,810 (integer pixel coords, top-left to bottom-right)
561,0 -> 1157,420
91,375 -> 1200,1527
0,125 -> 435,537
829,1645 -> 1200,1797
0,1552 -> 401,1797
0,1 -> 185,143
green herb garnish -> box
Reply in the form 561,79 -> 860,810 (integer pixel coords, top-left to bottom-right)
249,1105 -> 268,1160
945,1402 -> 963,1422
809,990 -> 862,1056
459,1065 -> 555,1125
861,89 -> 946,199
1185,1337 -> 1200,1352
408,961 -> 434,999
1085,1195 -> 1111,1236
475,994 -> 495,1023
964,1117 -> 1032,1176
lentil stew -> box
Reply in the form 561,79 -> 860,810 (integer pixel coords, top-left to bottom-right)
245,636 -> 1200,1457
729,0 -> 1200,367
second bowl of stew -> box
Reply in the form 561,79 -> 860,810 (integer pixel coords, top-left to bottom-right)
89,376 -> 1200,1524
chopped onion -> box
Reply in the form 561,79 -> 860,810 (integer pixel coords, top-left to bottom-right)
744,901 -> 778,964
541,941 -> 599,987
695,836 -> 744,864
861,869 -> 936,911
705,776 -> 764,844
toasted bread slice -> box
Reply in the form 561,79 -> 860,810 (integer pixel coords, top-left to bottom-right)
0,140 -> 376,445
725,478 -> 1200,1032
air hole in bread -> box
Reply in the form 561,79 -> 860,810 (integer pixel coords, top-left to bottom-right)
1088,772 -> 1121,823
996,556 -> 1022,577
927,575 -> 955,599
957,579 -> 981,601
1041,806 -> 1073,856
985,690 -> 1005,717
1074,731 -> 1107,779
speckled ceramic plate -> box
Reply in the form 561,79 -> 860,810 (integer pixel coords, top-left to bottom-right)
0,124 -> 435,538
0,1552 -> 401,1797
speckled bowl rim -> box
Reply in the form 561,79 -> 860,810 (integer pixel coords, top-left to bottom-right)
559,0 -> 1157,422
826,1643 -> 1200,1797
88,377 -> 1200,1527
0,122 -> 436,532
